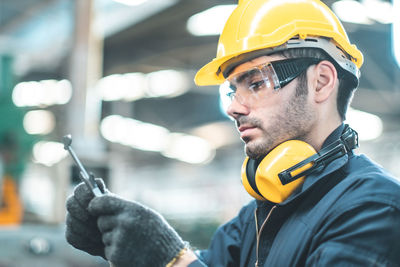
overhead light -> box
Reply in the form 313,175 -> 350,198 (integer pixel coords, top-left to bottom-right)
100,115 -> 170,152
100,115 -> 215,164
97,73 -> 147,102
363,0 -> 395,24
12,82 -> 42,107
124,73 -> 148,100
190,121 -> 238,148
333,0 -> 395,25
100,115 -> 127,143
162,133 -> 215,164
112,0 -> 148,6
23,110 -> 55,135
96,0 -> 178,38
393,0 -> 400,68
122,119 -> 170,152
97,70 -> 189,101
147,70 -> 189,98
332,0 -> 373,24
97,74 -> 123,101
12,79 -> 72,107
33,141 -> 68,166
187,5 -> 237,36
346,108 -> 383,141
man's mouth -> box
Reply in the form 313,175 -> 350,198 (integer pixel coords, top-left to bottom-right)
238,125 -> 258,140
236,117 -> 262,141
238,125 -> 256,133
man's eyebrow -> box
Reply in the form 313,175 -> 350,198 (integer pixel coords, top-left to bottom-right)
235,68 -> 259,84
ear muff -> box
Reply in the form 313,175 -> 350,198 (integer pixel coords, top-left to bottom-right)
241,125 -> 358,203
241,140 -> 316,203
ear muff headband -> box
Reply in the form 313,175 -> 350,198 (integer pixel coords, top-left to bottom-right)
241,125 -> 358,203
279,125 -> 358,184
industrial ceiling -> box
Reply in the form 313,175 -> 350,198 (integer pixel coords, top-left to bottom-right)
1,0 -> 399,170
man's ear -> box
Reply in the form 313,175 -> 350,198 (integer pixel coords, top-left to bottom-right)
312,60 -> 338,103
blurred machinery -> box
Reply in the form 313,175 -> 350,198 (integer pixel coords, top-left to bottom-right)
0,175 -> 23,225
0,225 -> 108,267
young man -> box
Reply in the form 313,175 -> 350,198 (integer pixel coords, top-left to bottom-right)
65,0 -> 400,266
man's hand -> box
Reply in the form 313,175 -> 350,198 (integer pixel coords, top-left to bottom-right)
171,249 -> 199,267
65,178 -> 107,258
88,194 -> 185,267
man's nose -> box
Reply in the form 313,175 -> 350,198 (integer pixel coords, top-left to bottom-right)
226,95 -> 250,120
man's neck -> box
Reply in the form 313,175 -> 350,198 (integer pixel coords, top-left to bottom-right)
306,121 -> 342,152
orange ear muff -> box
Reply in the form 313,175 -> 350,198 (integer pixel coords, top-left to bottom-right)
241,140 -> 316,203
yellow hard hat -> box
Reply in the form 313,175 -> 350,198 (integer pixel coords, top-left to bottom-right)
195,0 -> 364,86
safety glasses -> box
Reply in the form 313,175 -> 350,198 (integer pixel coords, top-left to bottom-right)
219,57 -> 321,108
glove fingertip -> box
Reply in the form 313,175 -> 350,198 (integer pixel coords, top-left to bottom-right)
88,195 -> 121,216
73,182 -> 95,204
87,195 -> 107,216
66,196 -> 75,211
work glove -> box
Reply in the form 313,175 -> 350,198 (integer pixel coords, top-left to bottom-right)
88,194 -> 185,267
65,178 -> 107,259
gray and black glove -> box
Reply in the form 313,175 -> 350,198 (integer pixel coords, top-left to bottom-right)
88,194 -> 185,267
65,178 -> 107,259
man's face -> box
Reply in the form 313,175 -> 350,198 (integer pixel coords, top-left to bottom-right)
226,55 -> 317,159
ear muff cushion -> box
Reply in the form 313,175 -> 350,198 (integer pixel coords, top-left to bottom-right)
241,157 -> 266,201
246,157 -> 263,195
256,140 -> 316,203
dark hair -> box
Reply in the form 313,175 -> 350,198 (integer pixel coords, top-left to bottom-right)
273,48 -> 356,121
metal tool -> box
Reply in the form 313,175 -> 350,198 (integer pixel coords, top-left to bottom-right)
63,135 -> 115,266
62,135 -> 103,197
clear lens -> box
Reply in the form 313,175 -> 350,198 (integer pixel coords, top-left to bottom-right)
219,63 -> 281,110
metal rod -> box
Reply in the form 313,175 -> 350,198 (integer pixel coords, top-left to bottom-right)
62,134 -> 103,197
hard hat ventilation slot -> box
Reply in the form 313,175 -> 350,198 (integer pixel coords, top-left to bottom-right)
305,38 -> 318,43
335,46 -> 349,59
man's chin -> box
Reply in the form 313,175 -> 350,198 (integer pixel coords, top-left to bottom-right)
244,138 -> 276,160
245,144 -> 264,160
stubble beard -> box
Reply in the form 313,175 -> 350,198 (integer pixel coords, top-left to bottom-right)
243,86 -> 315,159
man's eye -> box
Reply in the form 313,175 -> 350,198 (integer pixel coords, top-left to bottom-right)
226,91 -> 235,100
249,80 -> 265,90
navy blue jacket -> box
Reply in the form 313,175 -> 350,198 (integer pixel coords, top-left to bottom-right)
192,124 -> 400,267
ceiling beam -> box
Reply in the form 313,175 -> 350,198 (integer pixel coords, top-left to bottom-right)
0,0 -> 57,34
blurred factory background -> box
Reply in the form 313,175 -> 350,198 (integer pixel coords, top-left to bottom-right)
0,0 -> 399,265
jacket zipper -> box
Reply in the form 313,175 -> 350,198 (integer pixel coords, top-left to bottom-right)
254,205 -> 277,267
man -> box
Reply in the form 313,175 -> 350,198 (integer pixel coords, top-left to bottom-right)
65,0 -> 400,266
